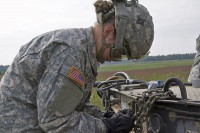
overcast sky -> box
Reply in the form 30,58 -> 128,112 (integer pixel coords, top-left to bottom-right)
0,0 -> 200,65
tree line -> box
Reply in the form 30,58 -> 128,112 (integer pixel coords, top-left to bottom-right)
141,53 -> 196,62
0,65 -> 9,74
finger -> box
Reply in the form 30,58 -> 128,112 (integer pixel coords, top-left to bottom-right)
111,104 -> 121,113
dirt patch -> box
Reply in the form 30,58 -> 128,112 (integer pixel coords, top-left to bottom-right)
97,65 -> 192,82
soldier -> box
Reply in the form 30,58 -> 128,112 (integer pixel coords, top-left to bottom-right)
188,35 -> 200,83
0,0 -> 154,132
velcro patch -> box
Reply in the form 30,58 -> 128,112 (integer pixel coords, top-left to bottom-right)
68,67 -> 85,88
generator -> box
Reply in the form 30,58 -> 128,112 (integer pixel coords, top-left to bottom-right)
95,72 -> 200,133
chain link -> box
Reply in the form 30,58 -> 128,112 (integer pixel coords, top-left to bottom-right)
133,89 -> 176,133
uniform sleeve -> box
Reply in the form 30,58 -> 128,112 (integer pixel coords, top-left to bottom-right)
36,44 -> 107,133
83,102 -> 104,118
80,79 -> 104,118
188,53 -> 200,82
188,35 -> 200,82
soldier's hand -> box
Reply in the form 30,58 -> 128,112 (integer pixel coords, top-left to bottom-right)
102,109 -> 135,133
120,109 -> 134,116
103,109 -> 115,118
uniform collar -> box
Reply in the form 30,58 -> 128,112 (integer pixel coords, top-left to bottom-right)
85,27 -> 100,77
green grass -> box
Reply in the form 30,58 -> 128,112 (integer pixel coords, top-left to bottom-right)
98,59 -> 193,72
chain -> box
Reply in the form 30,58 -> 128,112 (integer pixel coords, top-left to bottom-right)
133,89 -> 176,133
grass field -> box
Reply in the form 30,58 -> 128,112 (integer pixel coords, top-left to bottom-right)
90,59 -> 193,109
97,59 -> 193,81
98,59 -> 192,72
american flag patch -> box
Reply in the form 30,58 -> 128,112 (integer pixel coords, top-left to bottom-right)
68,67 -> 85,88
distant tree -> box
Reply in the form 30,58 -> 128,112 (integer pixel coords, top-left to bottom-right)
141,53 -> 196,62
0,65 -> 9,74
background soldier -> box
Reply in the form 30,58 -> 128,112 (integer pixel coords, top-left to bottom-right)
188,35 -> 200,83
0,0 -> 154,132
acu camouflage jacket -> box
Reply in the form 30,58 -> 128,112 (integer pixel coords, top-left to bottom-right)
0,27 -> 107,133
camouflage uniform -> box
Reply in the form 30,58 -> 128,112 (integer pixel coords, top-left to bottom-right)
188,35 -> 200,83
0,27 -> 107,132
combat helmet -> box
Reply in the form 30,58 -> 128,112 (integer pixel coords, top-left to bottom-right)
95,0 -> 154,61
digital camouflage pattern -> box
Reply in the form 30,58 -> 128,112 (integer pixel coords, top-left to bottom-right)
188,35 -> 200,82
0,27 -> 107,132
113,2 -> 154,60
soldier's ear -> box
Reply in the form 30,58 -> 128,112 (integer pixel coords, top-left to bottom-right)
103,25 -> 115,37
103,25 -> 115,41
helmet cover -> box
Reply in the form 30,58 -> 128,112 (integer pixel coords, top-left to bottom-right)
111,0 -> 154,60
